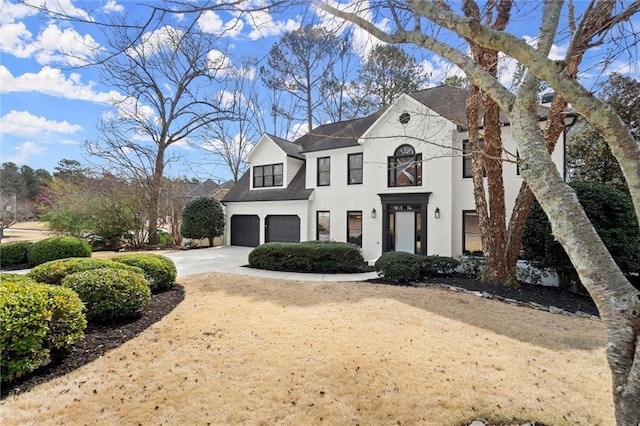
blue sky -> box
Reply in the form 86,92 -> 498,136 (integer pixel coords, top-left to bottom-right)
1,0 -> 638,181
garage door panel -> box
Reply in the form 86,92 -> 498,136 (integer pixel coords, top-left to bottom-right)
230,215 -> 260,247
266,215 -> 300,243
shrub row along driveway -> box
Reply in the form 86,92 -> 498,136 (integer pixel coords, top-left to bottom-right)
0,272 -> 612,425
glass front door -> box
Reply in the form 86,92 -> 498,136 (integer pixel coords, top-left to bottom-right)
394,211 -> 415,253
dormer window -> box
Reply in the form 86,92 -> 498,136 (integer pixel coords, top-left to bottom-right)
388,144 -> 422,187
253,163 -> 283,188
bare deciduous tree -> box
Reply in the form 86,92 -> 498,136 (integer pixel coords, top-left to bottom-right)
86,22 -> 230,245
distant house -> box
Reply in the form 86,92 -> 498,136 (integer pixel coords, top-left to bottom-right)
184,179 -> 233,201
221,85 -> 566,262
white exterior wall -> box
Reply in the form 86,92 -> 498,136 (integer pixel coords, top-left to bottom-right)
227,95 -> 567,263
247,135 -> 303,189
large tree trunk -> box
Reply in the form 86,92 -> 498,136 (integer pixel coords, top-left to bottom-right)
513,75 -> 640,425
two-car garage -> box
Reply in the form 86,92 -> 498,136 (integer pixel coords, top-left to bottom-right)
230,214 -> 300,247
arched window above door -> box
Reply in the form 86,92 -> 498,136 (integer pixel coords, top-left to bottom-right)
388,144 -> 422,187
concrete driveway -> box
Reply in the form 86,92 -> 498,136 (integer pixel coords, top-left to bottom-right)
165,245 -> 378,281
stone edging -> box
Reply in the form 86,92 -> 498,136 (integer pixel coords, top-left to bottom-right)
421,282 -> 600,321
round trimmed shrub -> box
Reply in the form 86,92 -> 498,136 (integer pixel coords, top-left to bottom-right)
420,255 -> 460,277
1,272 -> 36,285
375,251 -> 421,282
27,237 -> 91,267
112,254 -> 176,292
1,280 -> 49,382
28,257 -> 144,286
0,241 -> 33,268
1,277 -> 86,382
62,268 -> 151,322
37,284 -> 86,361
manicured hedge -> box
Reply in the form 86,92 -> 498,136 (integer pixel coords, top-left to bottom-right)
1,277 -> 86,382
27,237 -> 91,267
420,255 -> 460,277
248,241 -> 365,273
0,272 -> 36,285
112,253 -> 177,292
62,268 -> 151,322
375,252 -> 460,282
28,257 -> 144,286
0,241 -> 33,268
375,251 -> 421,282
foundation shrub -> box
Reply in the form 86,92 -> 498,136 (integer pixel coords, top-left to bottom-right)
28,257 -> 144,286
420,255 -> 460,277
248,241 -> 365,273
1,277 -> 86,382
0,241 -> 33,268
62,268 -> 151,322
27,237 -> 91,267
112,254 -> 177,292
375,251 -> 421,282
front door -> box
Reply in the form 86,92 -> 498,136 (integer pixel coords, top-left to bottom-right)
395,211 -> 415,253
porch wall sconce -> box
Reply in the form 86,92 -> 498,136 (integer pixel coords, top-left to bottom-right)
371,208 -> 377,219
434,207 -> 440,219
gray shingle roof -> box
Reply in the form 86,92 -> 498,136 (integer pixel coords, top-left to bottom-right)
267,133 -> 304,159
299,108 -> 388,153
221,164 -> 313,203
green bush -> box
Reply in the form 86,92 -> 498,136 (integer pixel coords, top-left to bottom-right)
374,251 -> 421,282
420,255 -> 460,277
1,280 -> 49,382
113,254 -> 177,292
0,241 -> 33,268
1,272 -> 36,285
28,257 -> 144,286
27,237 -> 91,267
36,284 -> 86,361
180,196 -> 224,247
248,241 -> 365,273
1,277 -> 86,382
62,268 -> 151,322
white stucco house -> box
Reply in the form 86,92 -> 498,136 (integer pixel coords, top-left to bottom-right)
221,85 -> 566,263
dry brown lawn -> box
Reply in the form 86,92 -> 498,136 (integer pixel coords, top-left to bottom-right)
0,273 -> 613,425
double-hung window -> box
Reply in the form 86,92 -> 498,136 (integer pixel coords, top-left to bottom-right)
317,157 -> 331,186
348,153 -> 363,184
253,163 -> 283,188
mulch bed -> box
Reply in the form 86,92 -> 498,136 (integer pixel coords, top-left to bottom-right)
1,275 -> 599,400
1,285 -> 185,399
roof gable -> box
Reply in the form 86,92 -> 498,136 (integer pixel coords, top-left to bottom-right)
247,134 -> 303,162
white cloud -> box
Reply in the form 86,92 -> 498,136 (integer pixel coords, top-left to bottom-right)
129,25 -> 184,58
207,50 -> 234,75
313,0 -> 386,60
419,57 -> 463,86
0,65 -> 122,104
287,122 -> 308,140
23,0 -> 92,21
198,10 -> 224,34
4,141 -> 47,164
245,10 -> 300,40
0,0 -> 39,25
0,21 -> 36,58
199,11 -> 245,38
103,0 -> 124,13
0,110 -> 83,137
34,23 -> 99,66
